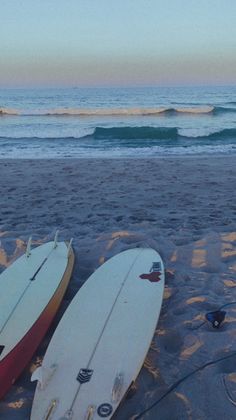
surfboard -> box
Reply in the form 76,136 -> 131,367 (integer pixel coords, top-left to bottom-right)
0,235 -> 74,399
30,247 -> 164,420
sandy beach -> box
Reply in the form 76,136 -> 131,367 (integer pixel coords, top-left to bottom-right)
0,156 -> 236,420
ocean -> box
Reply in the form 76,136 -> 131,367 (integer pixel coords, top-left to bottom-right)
0,85 -> 236,158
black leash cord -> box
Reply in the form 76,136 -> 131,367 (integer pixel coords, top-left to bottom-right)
134,351 -> 236,419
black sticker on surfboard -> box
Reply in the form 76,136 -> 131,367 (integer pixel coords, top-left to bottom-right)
77,368 -> 93,384
0,346 -> 4,356
97,403 -> 113,417
150,262 -> 161,272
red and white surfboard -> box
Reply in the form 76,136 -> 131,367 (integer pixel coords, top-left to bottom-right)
0,236 -> 74,399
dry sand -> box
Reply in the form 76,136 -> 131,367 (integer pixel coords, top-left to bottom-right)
0,156 -> 236,420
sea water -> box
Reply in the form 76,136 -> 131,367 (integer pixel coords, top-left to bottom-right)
0,85 -> 236,158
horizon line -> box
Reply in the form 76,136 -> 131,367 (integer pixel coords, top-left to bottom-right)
1,83 -> 236,90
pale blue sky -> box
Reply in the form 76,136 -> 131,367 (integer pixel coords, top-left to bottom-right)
1,0 -> 236,87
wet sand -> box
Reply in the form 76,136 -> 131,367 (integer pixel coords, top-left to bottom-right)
0,156 -> 236,419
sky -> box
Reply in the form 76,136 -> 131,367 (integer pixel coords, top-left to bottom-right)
0,0 -> 236,87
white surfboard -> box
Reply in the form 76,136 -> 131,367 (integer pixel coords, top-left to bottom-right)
0,235 -> 74,399
31,248 -> 164,420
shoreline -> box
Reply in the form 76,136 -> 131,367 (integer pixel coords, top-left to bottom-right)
0,155 -> 236,419
1,151 -> 236,160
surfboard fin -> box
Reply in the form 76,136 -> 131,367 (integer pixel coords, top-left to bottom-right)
44,399 -> 58,420
26,236 -> 32,257
59,409 -> 73,419
31,366 -> 43,385
31,364 -> 58,389
111,372 -> 124,402
53,230 -> 59,249
85,405 -> 96,420
67,238 -> 73,257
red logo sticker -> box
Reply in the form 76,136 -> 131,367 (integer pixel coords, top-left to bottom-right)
139,262 -> 162,283
139,271 -> 161,283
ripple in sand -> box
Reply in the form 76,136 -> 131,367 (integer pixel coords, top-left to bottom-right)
163,287 -> 173,300
191,249 -> 207,268
224,279 -> 236,288
186,296 -> 206,305
7,399 -> 25,409
181,336 -> 203,359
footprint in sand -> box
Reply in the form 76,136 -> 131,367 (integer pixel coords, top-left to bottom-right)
158,330 -> 184,354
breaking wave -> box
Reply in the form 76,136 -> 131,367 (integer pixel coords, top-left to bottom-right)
201,128 -> 236,140
92,126 -> 178,140
88,126 -> 236,141
213,106 -> 236,115
1,127 -> 236,142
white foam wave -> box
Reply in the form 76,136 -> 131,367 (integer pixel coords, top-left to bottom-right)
178,127 -> 220,138
174,106 -> 214,114
44,107 -> 169,116
42,106 -> 214,116
0,106 -> 215,117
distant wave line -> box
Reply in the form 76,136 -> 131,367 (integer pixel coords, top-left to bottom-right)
0,106 -> 218,116
0,108 -> 19,116
43,106 -> 215,116
1,105 -> 236,117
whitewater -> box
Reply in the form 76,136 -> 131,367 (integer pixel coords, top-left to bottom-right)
0,85 -> 236,158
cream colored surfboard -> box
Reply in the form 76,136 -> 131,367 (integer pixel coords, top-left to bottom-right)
0,234 -> 74,399
31,248 -> 164,420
